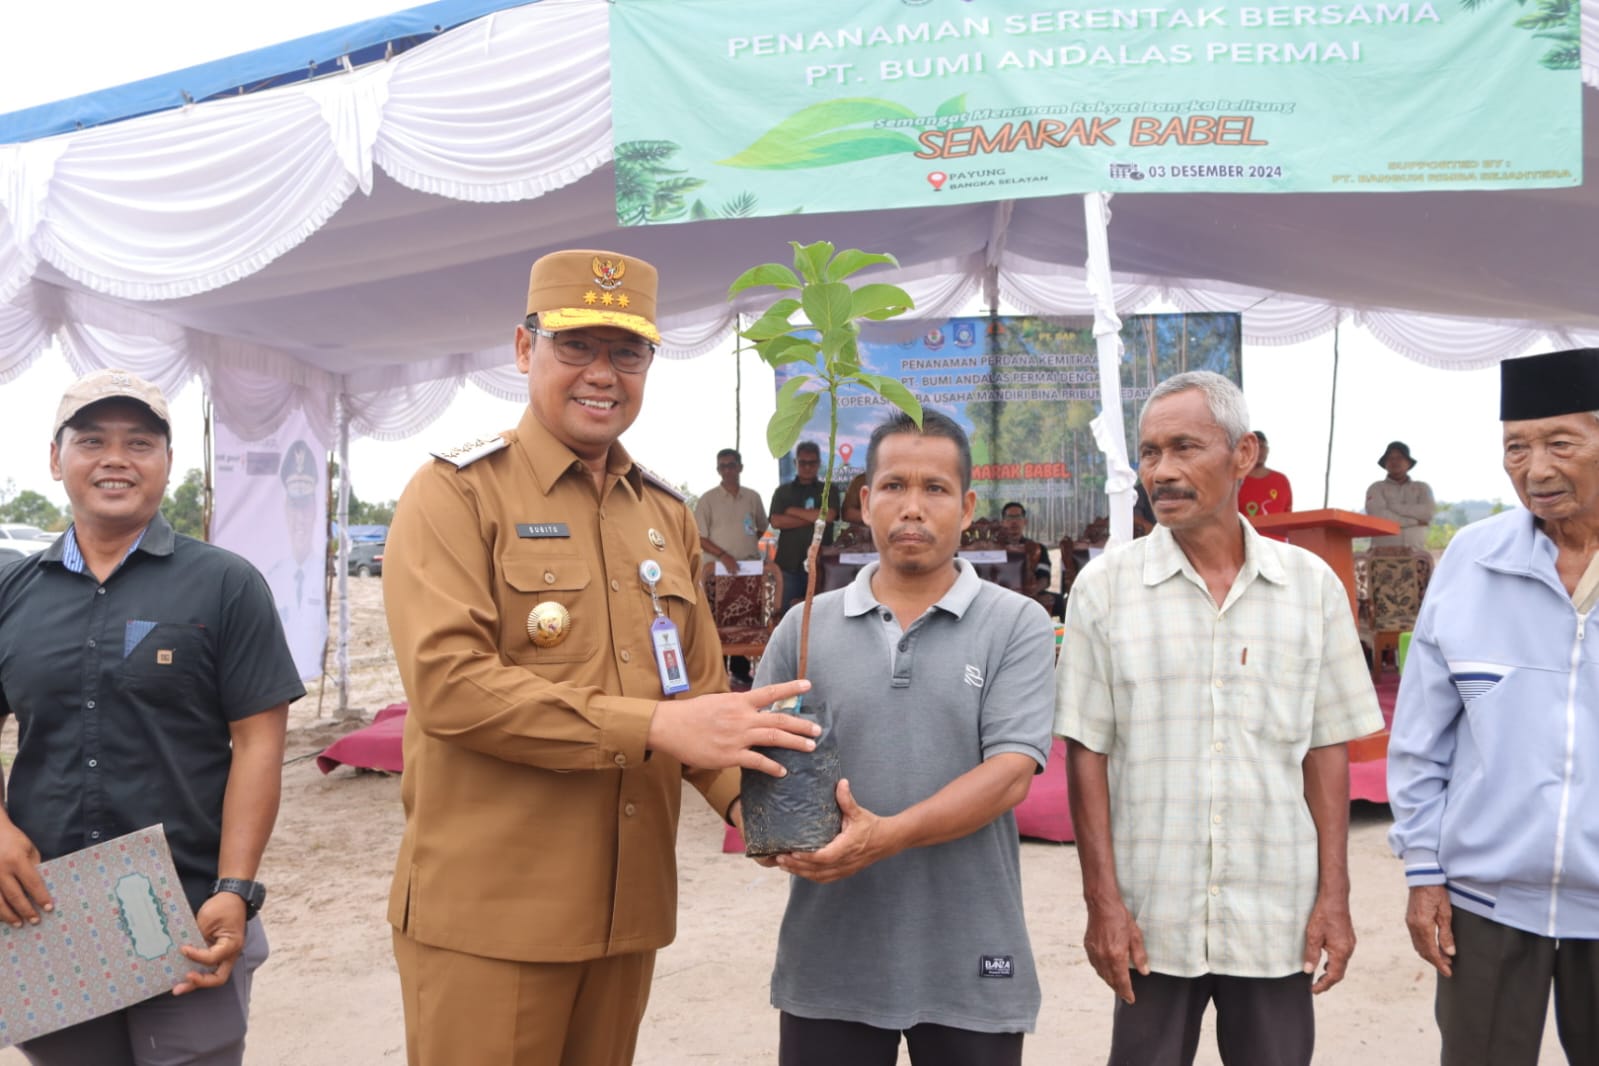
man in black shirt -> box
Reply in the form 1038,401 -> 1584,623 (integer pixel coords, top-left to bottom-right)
0,369 -> 303,1066
769,441 -> 838,613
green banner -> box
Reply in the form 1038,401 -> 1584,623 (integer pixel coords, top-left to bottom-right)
609,0 -> 1580,223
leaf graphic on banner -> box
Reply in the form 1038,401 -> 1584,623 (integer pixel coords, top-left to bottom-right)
719,98 -> 922,170
934,93 -> 968,119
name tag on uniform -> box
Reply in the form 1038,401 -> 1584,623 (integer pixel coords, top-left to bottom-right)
517,523 -> 571,539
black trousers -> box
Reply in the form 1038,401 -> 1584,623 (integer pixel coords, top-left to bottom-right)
778,1013 -> 1023,1066
1107,971 -> 1313,1066
1437,908 -> 1599,1066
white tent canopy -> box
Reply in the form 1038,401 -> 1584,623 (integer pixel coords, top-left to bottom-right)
3,0 -> 1598,446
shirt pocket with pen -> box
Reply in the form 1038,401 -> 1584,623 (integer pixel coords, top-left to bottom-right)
1236,648 -> 1318,745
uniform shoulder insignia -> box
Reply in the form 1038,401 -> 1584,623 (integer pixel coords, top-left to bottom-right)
636,462 -> 686,501
430,433 -> 510,470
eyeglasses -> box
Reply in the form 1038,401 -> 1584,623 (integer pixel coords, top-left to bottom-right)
530,326 -> 655,374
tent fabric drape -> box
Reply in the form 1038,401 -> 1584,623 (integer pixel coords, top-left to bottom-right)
1,0 -> 1596,446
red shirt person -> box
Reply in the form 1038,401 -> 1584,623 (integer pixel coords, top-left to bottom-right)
1238,429 -> 1293,519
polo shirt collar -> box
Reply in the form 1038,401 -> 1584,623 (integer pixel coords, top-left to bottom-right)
50,513 -> 171,573
1142,514 -> 1288,590
843,557 -> 982,619
515,405 -> 643,501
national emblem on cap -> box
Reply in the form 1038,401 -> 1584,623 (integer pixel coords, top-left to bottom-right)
280,440 -> 319,502
526,248 -> 661,345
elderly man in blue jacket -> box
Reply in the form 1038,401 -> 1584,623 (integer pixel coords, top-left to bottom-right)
1389,346 -> 1599,1066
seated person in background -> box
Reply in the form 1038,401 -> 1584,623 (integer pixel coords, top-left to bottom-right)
1000,501 -> 1058,616
1366,440 -> 1435,550
1238,429 -> 1294,518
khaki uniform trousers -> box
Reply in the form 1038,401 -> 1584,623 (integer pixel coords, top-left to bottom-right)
393,931 -> 655,1066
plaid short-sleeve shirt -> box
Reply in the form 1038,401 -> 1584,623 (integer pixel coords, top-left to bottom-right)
1054,518 -> 1382,977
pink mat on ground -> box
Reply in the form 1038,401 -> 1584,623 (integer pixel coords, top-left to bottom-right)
316,703 -> 407,774
723,676 -> 1401,851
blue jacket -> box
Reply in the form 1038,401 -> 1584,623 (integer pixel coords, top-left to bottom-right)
1388,509 -> 1599,937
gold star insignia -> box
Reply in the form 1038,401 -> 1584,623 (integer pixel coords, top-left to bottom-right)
583,291 -> 598,305
600,292 -> 615,306
617,294 -> 630,308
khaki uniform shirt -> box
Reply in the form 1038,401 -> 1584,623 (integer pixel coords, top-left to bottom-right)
384,407 -> 739,963
694,484 -> 766,560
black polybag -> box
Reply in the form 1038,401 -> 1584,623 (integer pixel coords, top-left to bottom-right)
739,694 -> 841,857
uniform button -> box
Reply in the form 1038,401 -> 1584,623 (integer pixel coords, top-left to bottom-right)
89,831 -> 101,840
544,571 -> 556,584
1213,741 -> 1224,752
1213,679 -> 1224,690
610,579 -> 620,592
87,639 -> 96,648
1212,814 -> 1222,825
897,640 -> 909,652
614,753 -> 627,768
86,700 -> 96,710
1210,884 -> 1220,896
620,650 -> 632,663
96,587 -> 106,596
87,759 -> 97,768
624,803 -> 637,817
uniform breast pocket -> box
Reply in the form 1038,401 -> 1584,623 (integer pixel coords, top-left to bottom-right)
1240,650 -> 1318,744
654,563 -> 700,629
500,556 -> 600,665
117,622 -> 213,692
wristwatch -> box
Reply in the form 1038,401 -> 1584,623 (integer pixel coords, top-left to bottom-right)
211,878 -> 267,921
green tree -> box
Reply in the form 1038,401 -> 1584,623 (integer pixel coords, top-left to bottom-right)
0,490 -> 64,531
164,469 -> 206,539
347,494 -> 396,526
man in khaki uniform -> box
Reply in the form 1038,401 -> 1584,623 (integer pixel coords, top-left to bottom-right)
383,249 -> 817,1066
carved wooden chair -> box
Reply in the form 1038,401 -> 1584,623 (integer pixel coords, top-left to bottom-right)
700,560 -> 783,665
1356,547 -> 1434,682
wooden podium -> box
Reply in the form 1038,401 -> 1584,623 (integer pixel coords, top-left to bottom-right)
1251,509 -> 1400,619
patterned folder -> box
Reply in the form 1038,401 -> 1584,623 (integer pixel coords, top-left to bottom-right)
0,825 -> 205,1047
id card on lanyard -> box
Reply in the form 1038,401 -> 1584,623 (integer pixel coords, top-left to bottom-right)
640,560 -> 690,695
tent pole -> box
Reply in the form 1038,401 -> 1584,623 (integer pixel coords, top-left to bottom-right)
734,315 -> 742,455
335,396 -> 354,719
1323,323 -> 1341,509
200,384 -> 215,541
1081,192 -> 1136,546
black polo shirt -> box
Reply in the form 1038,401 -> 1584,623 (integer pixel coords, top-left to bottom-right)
0,514 -> 304,913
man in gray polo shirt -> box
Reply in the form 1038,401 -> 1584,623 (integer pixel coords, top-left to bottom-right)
754,410 -> 1055,1066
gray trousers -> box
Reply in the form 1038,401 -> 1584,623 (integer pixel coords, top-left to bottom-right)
1438,908 -> 1599,1066
1107,970 -> 1313,1066
19,918 -> 269,1066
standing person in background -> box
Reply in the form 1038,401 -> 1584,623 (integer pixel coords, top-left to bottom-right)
695,447 -> 767,686
1238,430 -> 1294,520
770,441 -> 837,613
1366,441 -> 1436,549
382,249 -> 818,1066
1056,371 -> 1382,1066
0,369 -> 299,1066
1388,347 -> 1599,1066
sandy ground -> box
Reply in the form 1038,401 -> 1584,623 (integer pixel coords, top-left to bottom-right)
1,578 -> 1566,1064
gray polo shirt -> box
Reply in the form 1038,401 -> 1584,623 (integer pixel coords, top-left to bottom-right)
754,559 -> 1055,1034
